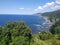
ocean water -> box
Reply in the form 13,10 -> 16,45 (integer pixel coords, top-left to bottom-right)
0,14 -> 46,33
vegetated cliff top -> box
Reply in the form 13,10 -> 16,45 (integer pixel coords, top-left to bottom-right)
41,10 -> 60,18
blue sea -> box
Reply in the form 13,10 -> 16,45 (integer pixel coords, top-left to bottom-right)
0,14 -> 49,34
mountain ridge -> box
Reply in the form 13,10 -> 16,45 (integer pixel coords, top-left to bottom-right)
41,10 -> 60,18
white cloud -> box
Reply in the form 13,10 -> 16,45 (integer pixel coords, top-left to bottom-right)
35,2 -> 55,12
35,6 -> 43,11
55,0 -> 60,4
51,5 -> 60,10
37,6 -> 43,10
19,8 -> 24,10
34,6 -> 43,12
34,1 -> 60,13
43,2 -> 55,8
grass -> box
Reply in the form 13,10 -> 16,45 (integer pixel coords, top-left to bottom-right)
30,34 -> 60,45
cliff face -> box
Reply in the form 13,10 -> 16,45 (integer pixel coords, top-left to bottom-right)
37,10 -> 60,27
34,10 -> 60,25
41,10 -> 60,23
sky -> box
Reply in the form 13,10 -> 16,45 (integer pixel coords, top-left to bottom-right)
0,0 -> 60,14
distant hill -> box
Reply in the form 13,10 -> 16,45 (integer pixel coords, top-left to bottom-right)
34,10 -> 60,22
33,13 -> 41,16
41,10 -> 60,18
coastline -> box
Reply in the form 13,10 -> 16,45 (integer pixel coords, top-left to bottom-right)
40,15 -> 54,26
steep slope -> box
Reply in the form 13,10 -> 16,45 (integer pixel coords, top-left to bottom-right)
42,10 -> 60,18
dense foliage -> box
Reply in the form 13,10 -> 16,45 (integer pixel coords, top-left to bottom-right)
42,10 -> 60,18
39,31 -> 52,40
0,18 -> 60,45
0,21 -> 32,45
50,19 -> 60,34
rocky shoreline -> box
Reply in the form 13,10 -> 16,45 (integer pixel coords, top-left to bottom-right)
41,15 -> 55,27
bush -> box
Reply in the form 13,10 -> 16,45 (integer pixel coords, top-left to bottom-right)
39,31 -> 52,40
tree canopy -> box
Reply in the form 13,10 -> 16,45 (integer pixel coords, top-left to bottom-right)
0,21 -> 32,45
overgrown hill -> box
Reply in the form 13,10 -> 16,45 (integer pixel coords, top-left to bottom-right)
42,10 -> 60,18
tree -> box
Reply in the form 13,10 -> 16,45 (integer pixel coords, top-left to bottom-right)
0,21 -> 32,45
50,19 -> 60,34
0,26 -> 2,41
39,31 -> 52,40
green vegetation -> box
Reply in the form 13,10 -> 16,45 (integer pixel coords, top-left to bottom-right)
39,31 -> 52,40
0,21 -> 60,45
0,9 -> 60,45
0,21 -> 32,45
50,19 -> 60,34
42,10 -> 60,23
42,10 -> 60,18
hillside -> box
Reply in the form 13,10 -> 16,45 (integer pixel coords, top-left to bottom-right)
42,10 -> 60,18
0,20 -> 60,45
